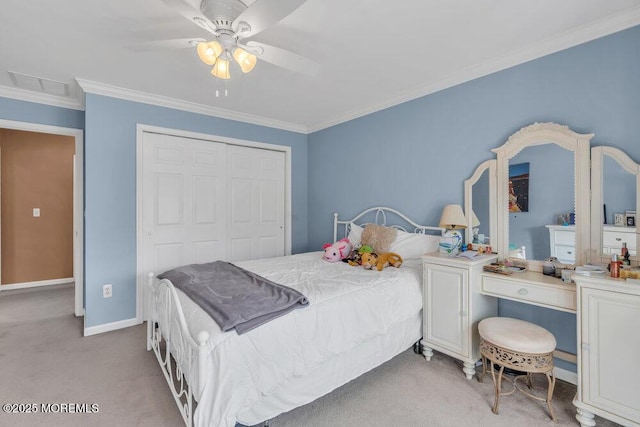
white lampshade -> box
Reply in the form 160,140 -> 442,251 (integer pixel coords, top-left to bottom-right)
211,58 -> 231,79
439,204 -> 467,230
233,47 -> 257,73
197,40 -> 223,66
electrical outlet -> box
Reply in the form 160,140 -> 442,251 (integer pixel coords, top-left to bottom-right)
103,284 -> 112,298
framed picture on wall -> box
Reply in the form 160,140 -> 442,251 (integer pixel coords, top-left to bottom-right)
626,211 -> 636,227
508,162 -> 529,213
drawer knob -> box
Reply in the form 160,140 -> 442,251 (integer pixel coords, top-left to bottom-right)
616,238 -> 622,241
518,288 -> 528,295
567,251 -> 572,254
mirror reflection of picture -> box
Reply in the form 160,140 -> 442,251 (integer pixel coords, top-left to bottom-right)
509,162 -> 529,213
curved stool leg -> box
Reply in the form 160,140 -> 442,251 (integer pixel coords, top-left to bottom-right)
492,364 -> 505,415
478,355 -> 487,383
545,371 -> 557,422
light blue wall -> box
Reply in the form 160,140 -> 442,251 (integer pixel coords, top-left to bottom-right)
308,25 -> 640,371
0,97 -> 84,129
84,94 -> 308,327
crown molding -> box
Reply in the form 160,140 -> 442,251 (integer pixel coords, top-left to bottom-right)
0,85 -> 84,111
76,79 -> 308,134
307,6 -> 640,133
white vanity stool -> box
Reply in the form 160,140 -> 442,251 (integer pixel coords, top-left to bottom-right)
477,317 -> 557,421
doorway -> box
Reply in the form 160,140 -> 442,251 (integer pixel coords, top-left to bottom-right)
0,119 -> 84,317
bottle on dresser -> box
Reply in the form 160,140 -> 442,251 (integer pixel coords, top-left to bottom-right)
610,254 -> 621,278
621,242 -> 631,266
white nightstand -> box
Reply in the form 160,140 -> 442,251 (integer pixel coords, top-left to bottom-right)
421,252 -> 498,379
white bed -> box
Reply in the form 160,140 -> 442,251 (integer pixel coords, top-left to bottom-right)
147,207 -> 443,427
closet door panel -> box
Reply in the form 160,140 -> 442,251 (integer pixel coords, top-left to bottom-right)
227,145 -> 285,262
142,133 -> 227,277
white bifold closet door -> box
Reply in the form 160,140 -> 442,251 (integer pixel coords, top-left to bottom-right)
227,145 -> 286,261
141,132 -> 285,278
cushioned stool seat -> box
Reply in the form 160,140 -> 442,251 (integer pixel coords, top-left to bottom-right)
477,317 -> 557,421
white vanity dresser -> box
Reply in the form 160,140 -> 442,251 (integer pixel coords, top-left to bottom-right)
451,122 -> 640,427
573,275 -> 640,427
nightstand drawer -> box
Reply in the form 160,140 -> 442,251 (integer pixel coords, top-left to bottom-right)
482,274 -> 576,312
555,245 -> 576,263
603,230 -> 636,251
553,230 -> 575,246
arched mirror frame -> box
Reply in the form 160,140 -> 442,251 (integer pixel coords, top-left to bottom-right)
589,146 -> 640,265
493,123 -> 592,267
464,159 -> 497,249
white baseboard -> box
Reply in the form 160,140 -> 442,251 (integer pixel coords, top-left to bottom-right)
554,366 -> 577,385
84,317 -> 140,337
1,277 -> 74,291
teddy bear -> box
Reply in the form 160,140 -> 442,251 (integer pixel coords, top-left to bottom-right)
361,252 -> 403,271
322,238 -> 353,262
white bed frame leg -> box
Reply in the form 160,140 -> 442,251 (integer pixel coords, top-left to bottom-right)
197,330 -> 210,398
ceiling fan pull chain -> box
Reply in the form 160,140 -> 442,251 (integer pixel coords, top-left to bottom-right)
215,80 -> 229,98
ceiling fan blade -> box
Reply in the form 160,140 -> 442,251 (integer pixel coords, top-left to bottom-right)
160,0 -> 217,34
233,0 -> 308,37
244,41 -> 319,76
126,38 -> 205,52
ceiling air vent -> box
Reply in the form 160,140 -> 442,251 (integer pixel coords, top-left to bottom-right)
8,71 -> 70,97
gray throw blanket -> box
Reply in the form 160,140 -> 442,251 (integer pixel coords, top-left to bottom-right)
158,261 -> 309,334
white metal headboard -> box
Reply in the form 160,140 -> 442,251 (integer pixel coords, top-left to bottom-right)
333,206 -> 444,242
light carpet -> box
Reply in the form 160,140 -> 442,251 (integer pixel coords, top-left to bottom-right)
0,284 -> 619,427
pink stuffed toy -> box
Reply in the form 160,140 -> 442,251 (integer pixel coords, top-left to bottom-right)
322,238 -> 353,262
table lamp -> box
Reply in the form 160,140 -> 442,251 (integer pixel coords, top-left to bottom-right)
438,204 -> 467,255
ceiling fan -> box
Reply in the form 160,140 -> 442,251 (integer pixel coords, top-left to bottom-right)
160,0 -> 319,79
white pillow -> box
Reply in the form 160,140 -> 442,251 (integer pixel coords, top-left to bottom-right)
390,230 -> 440,259
346,223 -> 363,247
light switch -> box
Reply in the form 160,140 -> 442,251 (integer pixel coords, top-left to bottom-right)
33,208 -> 40,217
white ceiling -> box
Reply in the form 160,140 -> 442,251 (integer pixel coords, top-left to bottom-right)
1,0 -> 640,133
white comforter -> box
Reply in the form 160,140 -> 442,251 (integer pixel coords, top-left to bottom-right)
169,251 -> 423,427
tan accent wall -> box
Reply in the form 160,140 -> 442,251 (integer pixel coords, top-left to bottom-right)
1,129 -> 75,285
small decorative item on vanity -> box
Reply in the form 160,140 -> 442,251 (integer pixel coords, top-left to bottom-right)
543,257 -> 557,276
438,204 -> 467,255
610,254 -> 620,278
614,213 -> 625,226
626,211 -> 636,227
621,243 -> 631,265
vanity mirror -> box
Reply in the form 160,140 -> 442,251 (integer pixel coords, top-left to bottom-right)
464,160 -> 496,248
589,146 -> 640,264
508,143 -> 574,261
493,123 -> 592,266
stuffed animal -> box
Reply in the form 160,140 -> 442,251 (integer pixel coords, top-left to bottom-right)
322,238 -> 353,262
361,252 -> 379,270
361,252 -> 403,271
343,244 -> 375,266
342,249 -> 362,266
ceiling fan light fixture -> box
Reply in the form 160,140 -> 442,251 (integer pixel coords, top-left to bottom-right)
197,40 -> 223,65
233,47 -> 257,73
211,58 -> 231,79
